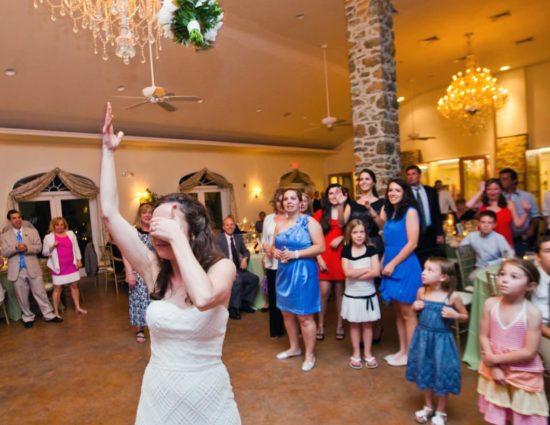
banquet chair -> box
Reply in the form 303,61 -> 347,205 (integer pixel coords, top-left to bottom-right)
456,245 -> 476,292
0,297 -> 9,325
97,245 -> 119,295
453,290 -> 473,352
485,272 -> 499,297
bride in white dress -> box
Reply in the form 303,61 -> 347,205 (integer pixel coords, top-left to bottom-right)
100,103 -> 241,425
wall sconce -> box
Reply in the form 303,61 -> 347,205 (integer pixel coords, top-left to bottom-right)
251,187 -> 262,199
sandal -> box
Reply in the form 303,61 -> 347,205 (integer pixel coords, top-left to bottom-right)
136,330 -> 146,344
364,356 -> 378,369
431,412 -> 447,425
349,356 -> 363,369
316,327 -> 325,341
336,328 -> 345,340
415,406 -> 434,424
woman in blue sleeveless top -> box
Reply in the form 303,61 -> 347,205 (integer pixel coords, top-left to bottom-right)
272,188 -> 325,372
370,178 -> 422,367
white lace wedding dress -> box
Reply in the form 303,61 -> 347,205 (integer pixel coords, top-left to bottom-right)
135,300 -> 241,425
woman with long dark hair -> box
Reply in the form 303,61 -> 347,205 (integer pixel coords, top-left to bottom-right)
371,178 -> 422,367
313,183 -> 349,341
346,169 -> 385,252
100,103 -> 241,424
272,188 -> 325,372
466,178 -> 529,246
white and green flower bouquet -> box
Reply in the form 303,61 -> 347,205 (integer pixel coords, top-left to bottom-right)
157,0 -> 224,50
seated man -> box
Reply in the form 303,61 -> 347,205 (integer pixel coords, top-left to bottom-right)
532,235 -> 550,399
216,216 -> 259,320
456,210 -> 513,268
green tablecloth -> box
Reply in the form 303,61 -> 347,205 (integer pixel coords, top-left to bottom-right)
247,254 -> 266,309
1,271 -> 22,321
462,263 -> 501,370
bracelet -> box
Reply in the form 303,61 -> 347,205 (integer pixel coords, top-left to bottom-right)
294,250 -> 300,260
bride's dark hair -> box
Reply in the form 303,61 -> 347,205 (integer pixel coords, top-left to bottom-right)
150,193 -> 224,301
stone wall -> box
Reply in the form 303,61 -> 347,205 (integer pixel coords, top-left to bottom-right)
345,0 -> 400,187
495,134 -> 527,188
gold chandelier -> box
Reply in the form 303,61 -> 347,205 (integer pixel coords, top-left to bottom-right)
437,33 -> 508,132
34,0 -> 163,64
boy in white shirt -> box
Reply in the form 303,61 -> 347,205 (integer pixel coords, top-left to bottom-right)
455,210 -> 513,268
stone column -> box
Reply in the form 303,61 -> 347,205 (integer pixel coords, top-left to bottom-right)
345,0 -> 400,187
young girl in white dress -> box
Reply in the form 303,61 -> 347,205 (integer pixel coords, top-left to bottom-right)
340,219 -> 381,369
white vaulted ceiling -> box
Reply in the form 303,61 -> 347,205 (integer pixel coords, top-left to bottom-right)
0,0 -> 549,149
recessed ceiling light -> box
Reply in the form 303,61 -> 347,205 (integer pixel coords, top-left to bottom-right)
4,68 -> 16,77
397,96 -> 405,103
197,98 -> 204,103
295,13 -> 305,20
256,108 -> 263,113
499,65 -> 511,72
116,85 -> 126,92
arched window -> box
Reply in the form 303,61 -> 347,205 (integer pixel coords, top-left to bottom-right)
12,171 -> 101,264
179,169 -> 235,232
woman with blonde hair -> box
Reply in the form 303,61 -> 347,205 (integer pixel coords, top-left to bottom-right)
42,217 -> 86,317
122,202 -> 155,343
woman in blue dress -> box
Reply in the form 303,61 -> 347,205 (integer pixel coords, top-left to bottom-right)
370,178 -> 422,367
272,188 -> 325,372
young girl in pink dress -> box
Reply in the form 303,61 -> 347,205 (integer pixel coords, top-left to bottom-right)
43,217 -> 86,317
478,258 -> 548,425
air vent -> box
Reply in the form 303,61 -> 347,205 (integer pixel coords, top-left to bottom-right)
283,112 -> 292,118
421,35 -> 440,44
489,10 -> 511,21
453,55 -> 467,63
515,37 -> 534,45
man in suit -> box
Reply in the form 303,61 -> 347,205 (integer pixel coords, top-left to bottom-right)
406,166 -> 445,265
216,216 -> 259,320
1,210 -> 62,328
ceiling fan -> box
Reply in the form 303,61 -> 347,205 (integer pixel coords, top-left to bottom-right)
406,79 -> 436,141
115,36 -> 202,112
305,44 -> 351,132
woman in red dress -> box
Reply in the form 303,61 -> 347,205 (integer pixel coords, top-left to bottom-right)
466,178 -> 529,246
314,184 -> 349,340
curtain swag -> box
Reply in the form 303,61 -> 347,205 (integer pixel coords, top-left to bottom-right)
179,168 -> 238,219
9,168 -> 99,207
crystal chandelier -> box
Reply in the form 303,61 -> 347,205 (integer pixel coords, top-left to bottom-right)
34,0 -> 163,64
437,33 -> 508,132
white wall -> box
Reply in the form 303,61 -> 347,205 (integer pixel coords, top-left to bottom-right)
526,61 -> 550,148
399,88 -> 494,166
496,68 -> 528,138
0,138 -> 337,225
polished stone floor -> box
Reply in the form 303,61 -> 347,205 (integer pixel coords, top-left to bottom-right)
0,278 -> 485,425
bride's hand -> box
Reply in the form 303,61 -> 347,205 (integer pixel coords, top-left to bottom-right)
150,205 -> 186,244
102,102 -> 124,151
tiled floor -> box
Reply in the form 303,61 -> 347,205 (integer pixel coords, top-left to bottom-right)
0,278 -> 485,424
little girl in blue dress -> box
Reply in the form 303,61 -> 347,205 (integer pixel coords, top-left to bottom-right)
406,257 -> 469,425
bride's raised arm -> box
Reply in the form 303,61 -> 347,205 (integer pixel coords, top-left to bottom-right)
100,103 -> 157,288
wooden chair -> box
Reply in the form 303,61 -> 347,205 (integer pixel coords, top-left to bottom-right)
456,245 -> 476,292
97,245 -> 119,294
